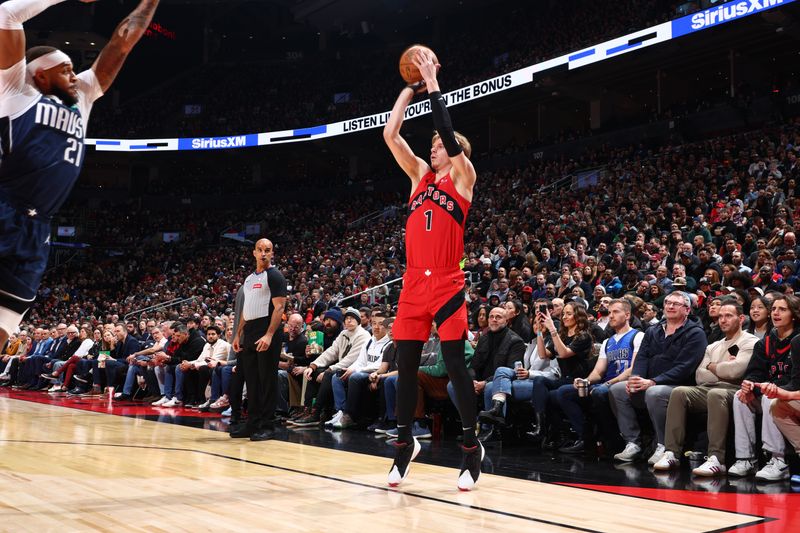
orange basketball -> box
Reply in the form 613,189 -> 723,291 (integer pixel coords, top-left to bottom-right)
399,44 -> 438,84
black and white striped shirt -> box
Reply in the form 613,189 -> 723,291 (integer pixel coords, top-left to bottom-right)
242,267 -> 287,321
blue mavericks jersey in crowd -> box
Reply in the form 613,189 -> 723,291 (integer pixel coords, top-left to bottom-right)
602,329 -> 637,382
0,94 -> 86,217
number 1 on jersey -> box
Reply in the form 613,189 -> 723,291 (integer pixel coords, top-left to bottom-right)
424,209 -> 433,231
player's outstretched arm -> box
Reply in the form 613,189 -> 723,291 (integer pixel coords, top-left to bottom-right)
413,50 -> 476,195
383,85 -> 429,189
0,0 -> 88,69
92,0 -> 159,92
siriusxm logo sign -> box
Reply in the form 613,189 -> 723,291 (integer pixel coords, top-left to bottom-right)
692,0 -> 784,29
192,136 -> 246,149
672,0 -> 792,37
179,135 -> 257,150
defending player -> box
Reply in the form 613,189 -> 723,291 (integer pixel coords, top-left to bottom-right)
0,0 -> 160,346
383,48 -> 482,490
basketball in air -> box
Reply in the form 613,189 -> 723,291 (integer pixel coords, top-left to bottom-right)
399,44 -> 438,84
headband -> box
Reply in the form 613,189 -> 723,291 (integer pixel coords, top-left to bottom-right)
26,50 -> 72,76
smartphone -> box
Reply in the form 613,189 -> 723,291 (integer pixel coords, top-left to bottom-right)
538,304 -> 547,314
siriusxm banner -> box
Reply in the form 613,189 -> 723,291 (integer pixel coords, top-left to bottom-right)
672,0 -> 793,37
87,0 -> 796,152
177,134 -> 259,151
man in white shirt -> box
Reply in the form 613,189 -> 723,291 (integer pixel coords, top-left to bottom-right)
190,325 -> 231,409
329,312 -> 393,429
293,307 -> 369,427
170,325 -> 230,407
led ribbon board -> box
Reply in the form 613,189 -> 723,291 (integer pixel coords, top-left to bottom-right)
87,0 -> 795,152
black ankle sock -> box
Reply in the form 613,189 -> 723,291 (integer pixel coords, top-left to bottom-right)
395,340 -> 424,441
462,427 -> 478,448
397,424 -> 412,444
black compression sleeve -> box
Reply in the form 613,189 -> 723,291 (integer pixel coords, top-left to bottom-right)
429,91 -> 463,157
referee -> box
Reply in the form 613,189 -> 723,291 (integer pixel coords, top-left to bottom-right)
231,238 -> 287,441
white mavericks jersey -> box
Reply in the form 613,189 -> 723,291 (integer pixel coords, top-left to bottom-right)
0,59 -> 103,216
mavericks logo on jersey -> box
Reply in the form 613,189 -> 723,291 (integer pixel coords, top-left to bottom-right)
35,100 -> 84,139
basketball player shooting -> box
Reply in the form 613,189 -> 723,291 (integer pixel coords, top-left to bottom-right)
0,0 -> 160,347
383,48 -> 483,490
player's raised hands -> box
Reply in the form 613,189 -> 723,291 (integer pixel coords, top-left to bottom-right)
412,49 -> 441,89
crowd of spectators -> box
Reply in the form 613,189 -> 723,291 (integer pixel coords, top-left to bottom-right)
6,100 -> 800,483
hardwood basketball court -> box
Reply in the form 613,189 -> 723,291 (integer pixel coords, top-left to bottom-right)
0,394 -> 793,531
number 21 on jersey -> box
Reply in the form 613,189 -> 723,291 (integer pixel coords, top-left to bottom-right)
64,138 -> 83,167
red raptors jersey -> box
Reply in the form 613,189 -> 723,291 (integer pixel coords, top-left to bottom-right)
406,171 -> 471,269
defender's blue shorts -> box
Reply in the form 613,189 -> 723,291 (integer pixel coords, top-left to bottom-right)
0,195 -> 50,335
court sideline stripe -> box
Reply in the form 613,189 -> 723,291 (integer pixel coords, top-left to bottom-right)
0,438 -> 601,533
554,483 -> 772,532
704,521 -> 772,533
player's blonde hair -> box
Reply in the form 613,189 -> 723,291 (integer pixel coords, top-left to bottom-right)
432,131 -> 472,159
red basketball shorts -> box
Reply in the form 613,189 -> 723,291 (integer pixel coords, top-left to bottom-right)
393,267 -> 467,342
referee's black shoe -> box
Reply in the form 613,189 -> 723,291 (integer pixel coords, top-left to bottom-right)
558,439 -> 585,454
229,424 -> 251,438
457,441 -> 485,491
387,437 -> 421,487
250,428 -> 275,441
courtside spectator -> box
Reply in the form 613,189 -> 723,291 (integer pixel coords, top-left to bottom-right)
610,291 -> 707,464
730,294 -> 799,481
654,301 -> 758,476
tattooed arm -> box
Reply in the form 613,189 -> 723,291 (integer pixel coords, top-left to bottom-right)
92,0 -> 160,92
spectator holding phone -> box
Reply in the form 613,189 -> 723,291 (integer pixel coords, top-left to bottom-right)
527,301 -> 593,445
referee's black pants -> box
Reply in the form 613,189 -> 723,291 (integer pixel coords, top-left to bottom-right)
239,317 -> 283,431
228,361 -> 244,419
